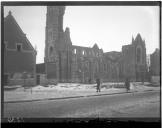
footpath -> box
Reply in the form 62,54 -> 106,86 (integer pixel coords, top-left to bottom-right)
4,82 -> 160,103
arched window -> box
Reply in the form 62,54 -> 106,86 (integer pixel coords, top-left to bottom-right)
95,62 -> 99,73
48,31 -> 53,41
82,50 -> 85,55
49,46 -> 53,57
104,63 -> 107,71
136,47 -> 142,64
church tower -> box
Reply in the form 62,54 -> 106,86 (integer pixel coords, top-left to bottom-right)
45,6 -> 65,81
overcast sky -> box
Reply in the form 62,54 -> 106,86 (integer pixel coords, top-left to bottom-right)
4,6 -> 160,64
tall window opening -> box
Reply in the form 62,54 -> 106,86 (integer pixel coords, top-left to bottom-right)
82,50 -> 85,55
136,47 -> 142,64
49,46 -> 53,57
95,62 -> 99,73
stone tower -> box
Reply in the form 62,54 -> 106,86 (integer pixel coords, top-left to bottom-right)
45,6 -> 72,82
45,6 -> 65,81
133,34 -> 147,82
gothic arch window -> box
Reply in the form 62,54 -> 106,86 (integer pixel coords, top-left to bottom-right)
95,62 -> 99,73
49,46 -> 53,57
48,31 -> 53,41
104,63 -> 107,71
136,47 -> 142,64
82,50 -> 85,55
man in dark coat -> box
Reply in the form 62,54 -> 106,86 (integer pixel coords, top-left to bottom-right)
96,78 -> 101,92
125,77 -> 130,92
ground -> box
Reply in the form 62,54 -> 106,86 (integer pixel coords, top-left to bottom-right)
3,82 -> 160,120
65,92 -> 159,118
4,90 -> 160,119
4,82 -> 160,102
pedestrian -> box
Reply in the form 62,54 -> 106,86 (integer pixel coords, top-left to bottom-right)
125,77 -> 130,92
96,78 -> 101,92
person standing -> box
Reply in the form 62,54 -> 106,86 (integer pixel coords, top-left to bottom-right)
125,77 -> 130,92
96,78 -> 101,92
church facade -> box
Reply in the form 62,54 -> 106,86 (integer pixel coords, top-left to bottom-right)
44,6 -> 147,83
122,34 -> 147,82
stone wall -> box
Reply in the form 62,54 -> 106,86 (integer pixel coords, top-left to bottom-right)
8,78 -> 35,86
71,45 -> 103,83
4,72 -> 36,86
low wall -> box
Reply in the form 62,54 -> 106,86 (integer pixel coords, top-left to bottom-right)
37,74 -> 58,86
8,78 -> 36,86
151,76 -> 160,83
71,78 -> 82,83
46,79 -> 58,85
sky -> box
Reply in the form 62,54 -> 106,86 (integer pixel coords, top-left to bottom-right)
4,6 -> 160,64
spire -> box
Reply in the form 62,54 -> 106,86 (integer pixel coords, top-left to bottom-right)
135,33 -> 142,41
93,43 -> 99,49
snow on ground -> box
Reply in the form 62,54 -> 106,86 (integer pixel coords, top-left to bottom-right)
4,82 -> 160,102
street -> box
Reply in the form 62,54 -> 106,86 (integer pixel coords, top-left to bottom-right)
4,90 -> 160,118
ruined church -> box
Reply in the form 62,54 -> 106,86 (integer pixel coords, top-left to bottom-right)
44,6 -> 147,83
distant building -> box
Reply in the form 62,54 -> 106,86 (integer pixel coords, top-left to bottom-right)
4,11 -> 37,86
150,48 -> 160,83
44,6 -> 148,83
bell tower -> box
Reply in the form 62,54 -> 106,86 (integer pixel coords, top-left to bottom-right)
45,6 -> 65,80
